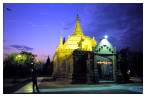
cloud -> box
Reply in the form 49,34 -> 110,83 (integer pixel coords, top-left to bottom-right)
31,24 -> 49,27
7,19 -> 16,23
28,22 -> 49,27
10,45 -> 33,51
3,46 -> 11,50
63,21 -> 74,30
3,40 -> 6,42
85,4 -> 143,51
6,8 -> 13,11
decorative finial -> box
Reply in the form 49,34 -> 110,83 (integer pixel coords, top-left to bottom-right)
104,35 -> 108,39
93,36 -> 95,40
76,14 -> 79,21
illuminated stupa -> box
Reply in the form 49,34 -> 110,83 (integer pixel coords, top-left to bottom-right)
52,15 -> 97,81
53,15 -> 117,83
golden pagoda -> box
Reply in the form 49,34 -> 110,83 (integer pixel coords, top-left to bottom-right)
52,15 -> 97,81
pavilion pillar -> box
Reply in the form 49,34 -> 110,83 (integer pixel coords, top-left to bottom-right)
94,54 -> 99,83
112,54 -> 117,81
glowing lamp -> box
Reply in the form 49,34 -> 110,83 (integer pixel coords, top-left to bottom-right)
104,35 -> 108,39
17,54 -> 22,58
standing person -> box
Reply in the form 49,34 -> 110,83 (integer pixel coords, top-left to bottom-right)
31,64 -> 40,93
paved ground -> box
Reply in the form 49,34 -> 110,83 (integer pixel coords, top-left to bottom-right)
14,77 -> 44,93
14,77 -> 143,94
3,78 -> 31,93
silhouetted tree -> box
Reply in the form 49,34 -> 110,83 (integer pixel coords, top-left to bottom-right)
3,51 -> 36,78
129,51 -> 143,79
49,61 -> 53,76
43,56 -> 51,76
118,48 -> 130,83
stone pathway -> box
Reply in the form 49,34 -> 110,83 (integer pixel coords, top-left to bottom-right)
14,78 -> 143,94
14,77 -> 44,93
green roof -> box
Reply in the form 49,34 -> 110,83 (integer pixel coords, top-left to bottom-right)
94,38 -> 116,54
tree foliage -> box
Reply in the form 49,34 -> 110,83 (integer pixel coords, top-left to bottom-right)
4,51 -> 36,78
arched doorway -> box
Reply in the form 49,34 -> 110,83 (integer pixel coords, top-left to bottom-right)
96,55 -> 114,81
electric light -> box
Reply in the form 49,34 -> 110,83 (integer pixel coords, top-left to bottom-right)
15,54 -> 27,63
104,35 -> 108,39
15,54 -> 22,61
17,54 -> 22,58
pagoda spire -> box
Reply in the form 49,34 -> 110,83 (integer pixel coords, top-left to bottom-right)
73,15 -> 84,35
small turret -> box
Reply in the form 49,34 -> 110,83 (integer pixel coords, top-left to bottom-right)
93,36 -> 95,40
59,36 -> 63,45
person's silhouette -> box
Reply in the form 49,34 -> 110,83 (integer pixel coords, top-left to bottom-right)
31,66 -> 40,93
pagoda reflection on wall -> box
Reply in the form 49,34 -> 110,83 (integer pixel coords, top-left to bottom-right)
52,15 -> 117,83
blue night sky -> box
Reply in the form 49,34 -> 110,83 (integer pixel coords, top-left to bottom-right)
3,3 -> 143,62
